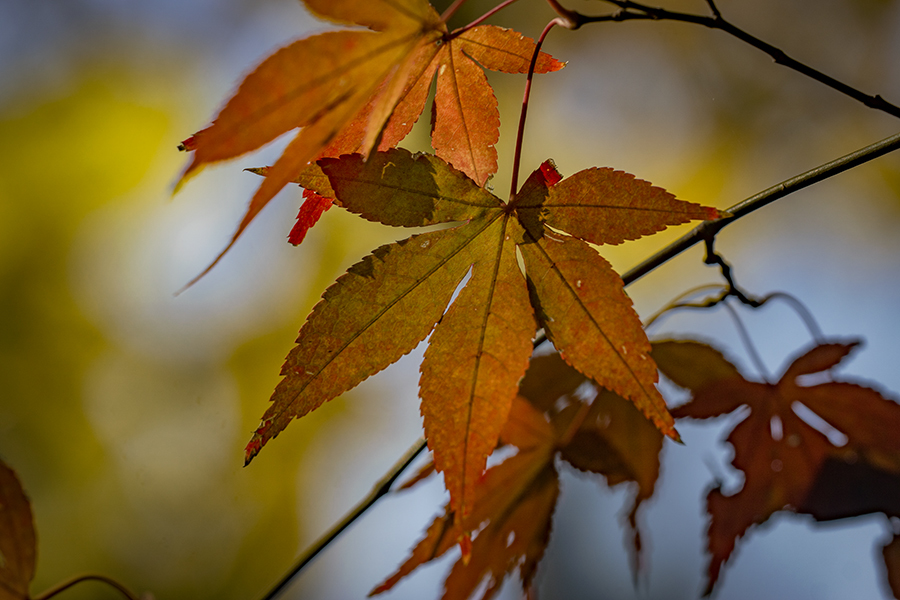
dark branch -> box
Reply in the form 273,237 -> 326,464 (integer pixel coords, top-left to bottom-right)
702,235 -> 760,307
559,0 -> 900,120
623,129 -> 900,286
257,437 -> 427,600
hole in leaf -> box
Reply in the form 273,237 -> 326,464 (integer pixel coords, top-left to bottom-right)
791,402 -> 849,447
770,415 -> 783,441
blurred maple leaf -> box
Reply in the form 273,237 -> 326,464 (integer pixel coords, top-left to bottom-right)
371,352 -> 664,599
178,0 -> 563,278
653,339 -> 900,596
0,460 -> 35,600
245,149 -> 720,544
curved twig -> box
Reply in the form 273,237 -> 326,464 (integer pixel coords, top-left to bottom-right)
32,574 -> 139,600
721,298 -> 772,383
548,0 -> 900,119
759,291 -> 825,344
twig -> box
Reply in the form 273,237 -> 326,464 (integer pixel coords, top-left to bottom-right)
441,0 -> 469,22
532,129 -> 900,350
721,298 -> 771,383
759,291 -> 825,344
33,574 -> 139,600
643,284 -> 728,329
623,129 -> 900,286
553,0 -> 900,120
702,236 -> 760,307
257,437 -> 427,600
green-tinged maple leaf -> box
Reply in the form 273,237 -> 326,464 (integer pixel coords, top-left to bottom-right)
372,353 -> 664,599
177,0 -> 563,279
245,149 -> 721,540
0,460 -> 35,600
653,339 -> 900,596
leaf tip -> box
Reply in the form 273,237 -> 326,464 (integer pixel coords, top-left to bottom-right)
243,439 -> 262,466
177,134 -> 199,152
459,533 -> 472,565
244,166 -> 269,177
243,419 -> 273,466
288,190 -> 333,246
539,159 -> 563,186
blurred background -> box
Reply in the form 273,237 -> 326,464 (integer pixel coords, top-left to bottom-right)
1,0 -> 899,598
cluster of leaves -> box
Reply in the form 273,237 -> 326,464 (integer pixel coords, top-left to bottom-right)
371,352 -> 663,599
180,0 -> 720,560
175,0 -> 900,598
177,0 -> 563,271
360,336 -> 900,599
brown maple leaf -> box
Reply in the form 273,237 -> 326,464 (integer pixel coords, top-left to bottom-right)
0,460 -> 36,600
372,352 -> 664,599
653,339 -> 900,595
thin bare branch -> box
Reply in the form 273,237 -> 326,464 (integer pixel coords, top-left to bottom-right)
623,129 -> 900,286
566,0 -> 900,119
257,438 -> 427,600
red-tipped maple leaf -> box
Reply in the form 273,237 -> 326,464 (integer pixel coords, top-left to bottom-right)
177,0 -> 563,279
372,352 -> 664,599
653,339 -> 900,596
245,149 -> 722,541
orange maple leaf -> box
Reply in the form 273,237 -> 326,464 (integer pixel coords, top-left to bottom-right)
244,150 -> 721,544
177,0 -> 563,280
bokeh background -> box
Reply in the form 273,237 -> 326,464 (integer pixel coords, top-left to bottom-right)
2,0 -> 900,598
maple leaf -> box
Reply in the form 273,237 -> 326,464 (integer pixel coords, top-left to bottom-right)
371,396 -> 559,600
653,339 -> 900,595
520,353 -> 664,576
178,0 -> 563,278
245,148 -> 721,542
372,353 -> 664,599
0,460 -> 36,600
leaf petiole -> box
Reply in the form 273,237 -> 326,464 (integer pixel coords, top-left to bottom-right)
447,0 -> 523,38
509,18 -> 562,200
